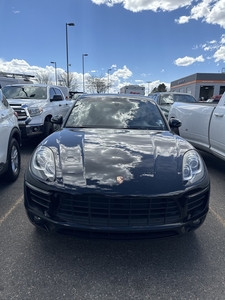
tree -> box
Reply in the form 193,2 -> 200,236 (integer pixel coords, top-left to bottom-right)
158,83 -> 167,92
86,74 -> 112,93
57,72 -> 80,91
151,87 -> 158,93
35,72 -> 53,84
151,83 -> 167,93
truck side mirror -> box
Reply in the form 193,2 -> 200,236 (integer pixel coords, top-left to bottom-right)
51,115 -> 63,124
51,95 -> 63,101
169,118 -> 182,128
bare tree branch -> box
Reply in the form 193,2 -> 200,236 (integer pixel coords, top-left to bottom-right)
58,72 -> 80,91
86,74 -> 113,93
35,72 -> 53,84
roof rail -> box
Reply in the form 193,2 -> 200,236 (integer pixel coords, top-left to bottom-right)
0,72 -> 35,78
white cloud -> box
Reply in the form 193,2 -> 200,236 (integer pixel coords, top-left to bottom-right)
0,59 -> 169,94
213,46 -> 225,62
203,44 -> 218,51
205,0 -> 225,28
92,0 -> 192,13
191,35 -> 225,64
202,39 -> 218,51
176,0 -> 225,29
176,15 -> 190,24
0,59 -> 39,75
192,44 -> 199,50
0,59 -> 75,84
174,55 -> 205,66
0,59 -> 126,94
112,65 -> 132,79
12,7 -> 20,13
141,73 -> 147,77
220,34 -> 225,44
92,0 -> 225,29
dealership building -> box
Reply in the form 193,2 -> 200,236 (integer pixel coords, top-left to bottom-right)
170,73 -> 225,100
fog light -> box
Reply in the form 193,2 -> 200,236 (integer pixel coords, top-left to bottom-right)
193,218 -> 201,225
33,215 -> 42,222
181,226 -> 186,233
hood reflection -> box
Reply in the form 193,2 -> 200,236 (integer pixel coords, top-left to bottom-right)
49,128 -> 190,194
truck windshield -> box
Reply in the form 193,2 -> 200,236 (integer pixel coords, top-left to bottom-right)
2,86 -> 47,100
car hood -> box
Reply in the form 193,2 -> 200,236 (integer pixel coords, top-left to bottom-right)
43,128 -> 193,195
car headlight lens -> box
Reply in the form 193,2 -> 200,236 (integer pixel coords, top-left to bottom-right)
31,146 -> 56,181
28,107 -> 43,116
183,150 -> 204,185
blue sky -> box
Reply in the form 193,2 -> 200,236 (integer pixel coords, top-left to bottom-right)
1,0 -> 225,94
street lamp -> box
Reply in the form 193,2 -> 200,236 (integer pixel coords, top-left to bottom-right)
147,81 -> 152,95
51,61 -> 57,85
66,22 -> 75,88
82,54 -> 88,92
108,68 -> 111,93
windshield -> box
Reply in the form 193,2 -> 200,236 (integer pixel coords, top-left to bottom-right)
174,94 -> 196,103
160,94 -> 174,105
65,96 -> 167,130
2,86 -> 47,99
160,93 -> 196,105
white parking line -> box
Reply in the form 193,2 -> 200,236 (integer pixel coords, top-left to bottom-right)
210,207 -> 225,227
0,196 -> 23,226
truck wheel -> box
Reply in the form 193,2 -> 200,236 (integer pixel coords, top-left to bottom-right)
5,138 -> 21,182
43,121 -> 53,138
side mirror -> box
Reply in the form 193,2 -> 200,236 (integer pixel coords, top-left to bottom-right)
51,115 -> 63,125
168,118 -> 182,128
51,94 -> 63,101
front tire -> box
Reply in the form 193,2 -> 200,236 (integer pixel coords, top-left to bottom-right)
42,121 -> 53,138
5,138 -> 21,182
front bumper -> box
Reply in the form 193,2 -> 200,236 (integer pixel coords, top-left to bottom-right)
19,123 -> 44,138
24,179 -> 210,240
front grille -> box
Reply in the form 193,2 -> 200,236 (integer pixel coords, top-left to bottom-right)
57,194 -> 181,226
187,188 -> 209,218
10,104 -> 28,120
27,187 -> 51,209
26,184 -> 209,228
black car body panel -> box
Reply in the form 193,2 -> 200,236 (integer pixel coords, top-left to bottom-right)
24,94 -> 210,239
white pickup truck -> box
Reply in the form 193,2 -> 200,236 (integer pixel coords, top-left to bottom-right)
2,84 -> 73,139
168,92 -> 225,161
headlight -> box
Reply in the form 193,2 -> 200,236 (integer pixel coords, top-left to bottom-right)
183,150 -> 204,185
31,146 -> 56,181
28,107 -> 43,116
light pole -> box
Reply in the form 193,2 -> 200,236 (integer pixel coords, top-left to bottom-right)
82,54 -> 88,92
147,81 -> 151,95
51,61 -> 57,85
66,22 -> 75,88
108,68 -> 111,93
